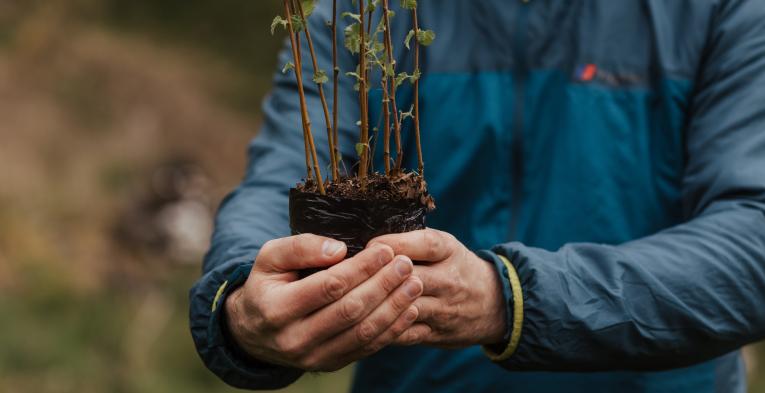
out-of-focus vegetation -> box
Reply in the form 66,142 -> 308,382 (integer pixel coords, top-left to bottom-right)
0,1 -> 351,392
0,1 -> 762,392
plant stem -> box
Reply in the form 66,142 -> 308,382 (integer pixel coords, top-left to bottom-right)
331,0 -> 341,178
357,0 -> 370,186
382,0 -> 403,175
382,76 -> 391,176
412,7 -> 424,176
285,0 -> 325,195
296,0 -> 338,181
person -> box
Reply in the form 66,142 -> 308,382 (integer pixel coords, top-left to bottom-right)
189,1 -> 765,392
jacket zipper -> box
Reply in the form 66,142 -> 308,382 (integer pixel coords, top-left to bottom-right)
509,1 -> 529,240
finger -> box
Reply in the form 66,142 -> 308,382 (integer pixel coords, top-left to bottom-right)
392,323 -> 433,346
309,277 -> 423,361
255,234 -> 347,273
411,264 -> 445,296
280,244 -> 395,316
368,228 -> 453,262
292,255 -> 416,344
408,296 -> 440,323
324,306 -> 417,371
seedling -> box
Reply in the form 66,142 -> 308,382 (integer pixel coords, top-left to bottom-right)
273,0 -> 436,258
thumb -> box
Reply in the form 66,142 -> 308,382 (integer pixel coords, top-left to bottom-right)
254,234 -> 347,273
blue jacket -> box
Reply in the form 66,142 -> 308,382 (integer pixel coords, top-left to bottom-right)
189,1 -> 765,392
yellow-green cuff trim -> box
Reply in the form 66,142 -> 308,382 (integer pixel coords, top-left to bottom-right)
212,280 -> 229,312
483,255 -> 523,362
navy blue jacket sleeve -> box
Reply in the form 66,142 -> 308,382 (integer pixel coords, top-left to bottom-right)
188,3 -> 359,389
491,0 -> 765,371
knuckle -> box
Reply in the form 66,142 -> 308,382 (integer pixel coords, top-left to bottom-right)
433,309 -> 456,326
259,239 -> 277,258
359,252 -> 383,277
378,271 -> 399,294
322,273 -> 348,302
258,306 -> 287,329
290,236 -> 307,259
362,341 -> 384,356
390,291 -> 412,312
355,320 -> 378,343
338,297 -> 365,323
404,329 -> 426,345
299,355 -> 320,371
274,335 -> 302,359
362,245 -> 394,276
423,230 -> 442,259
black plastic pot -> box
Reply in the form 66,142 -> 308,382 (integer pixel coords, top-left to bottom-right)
289,188 -> 428,270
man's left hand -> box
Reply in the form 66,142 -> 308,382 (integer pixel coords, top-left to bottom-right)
368,228 -> 507,348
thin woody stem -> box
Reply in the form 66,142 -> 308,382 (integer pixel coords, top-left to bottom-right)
382,76 -> 391,176
285,0 -> 326,195
412,7 -> 424,176
382,0 -> 403,174
357,0 -> 370,185
331,0 -> 341,178
296,0 -> 339,181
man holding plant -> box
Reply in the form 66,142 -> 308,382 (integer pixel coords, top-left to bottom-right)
190,1 -> 765,392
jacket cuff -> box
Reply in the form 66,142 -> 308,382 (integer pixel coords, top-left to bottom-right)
189,259 -> 303,389
476,250 -> 524,362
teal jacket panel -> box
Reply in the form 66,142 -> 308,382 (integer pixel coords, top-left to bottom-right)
190,1 -> 765,392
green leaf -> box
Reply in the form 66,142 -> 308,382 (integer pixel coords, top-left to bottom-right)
341,12 -> 362,24
394,72 -> 408,87
271,16 -> 288,35
416,29 -> 436,46
301,0 -> 316,17
291,15 -> 304,32
282,61 -> 295,74
404,29 -> 415,50
384,61 -> 395,77
400,0 -> 417,10
355,143 -> 368,157
313,69 -> 329,84
344,23 -> 362,54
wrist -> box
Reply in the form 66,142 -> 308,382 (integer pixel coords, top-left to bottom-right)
224,286 -> 249,352
475,252 -> 508,345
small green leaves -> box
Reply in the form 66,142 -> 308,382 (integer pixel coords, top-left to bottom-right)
290,15 -> 305,32
341,12 -> 362,24
383,61 -> 395,77
404,29 -> 415,49
394,70 -> 420,87
400,0 -> 417,10
405,28 -> 436,49
416,29 -> 435,46
313,69 -> 329,84
271,16 -> 288,35
344,23 -> 362,54
282,61 -> 295,74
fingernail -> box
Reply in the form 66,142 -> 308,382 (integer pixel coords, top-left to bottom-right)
322,240 -> 344,257
395,256 -> 413,277
403,279 -> 422,299
405,308 -> 418,322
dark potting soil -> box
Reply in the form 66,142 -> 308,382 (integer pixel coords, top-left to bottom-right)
296,172 -> 436,211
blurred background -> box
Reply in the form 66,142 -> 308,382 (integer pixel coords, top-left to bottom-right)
0,1 -> 762,392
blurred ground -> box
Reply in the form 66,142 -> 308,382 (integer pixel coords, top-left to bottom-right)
0,1 -> 351,392
0,1 -> 762,392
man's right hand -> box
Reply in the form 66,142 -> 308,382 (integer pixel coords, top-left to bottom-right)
224,234 -> 424,372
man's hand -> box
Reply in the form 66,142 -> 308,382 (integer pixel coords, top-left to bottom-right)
369,229 -> 507,348
224,234 -> 424,372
